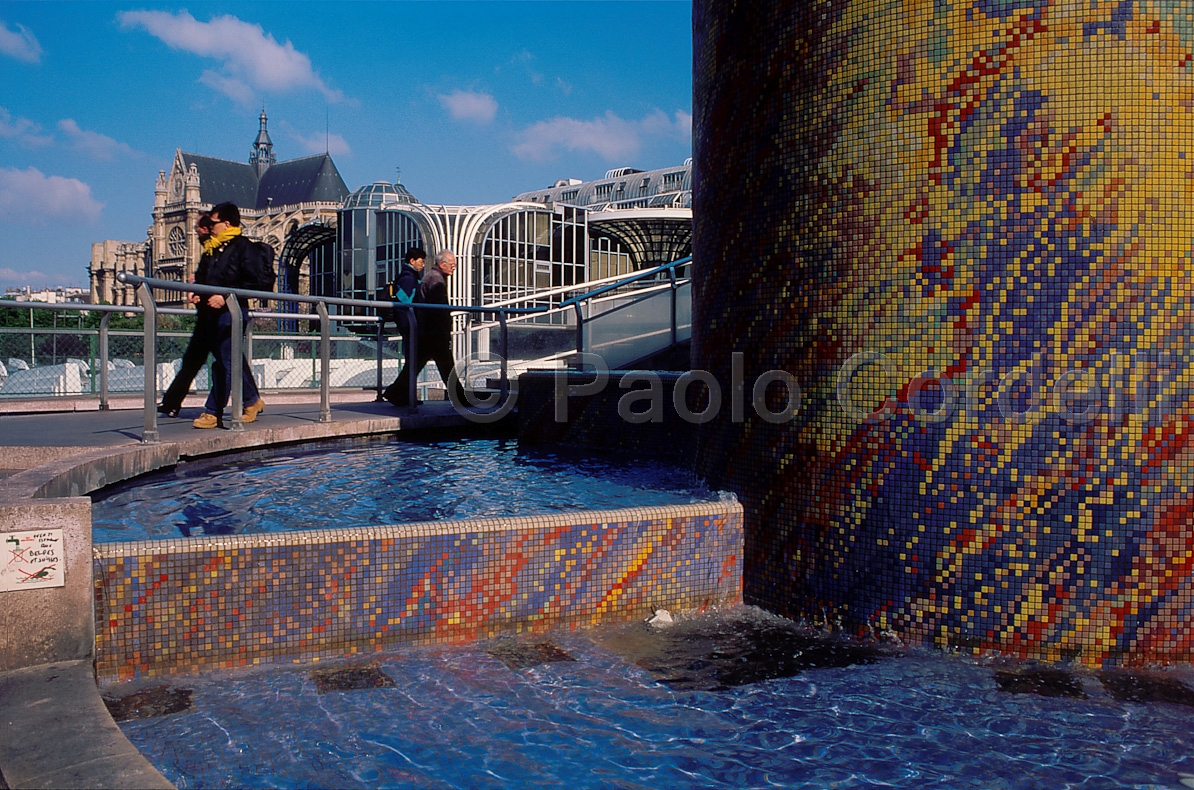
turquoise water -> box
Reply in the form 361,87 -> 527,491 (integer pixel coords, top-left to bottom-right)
91,438 -> 715,542
110,608 -> 1194,789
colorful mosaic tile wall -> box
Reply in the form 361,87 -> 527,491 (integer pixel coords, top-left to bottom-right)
92,502 -> 742,680
693,0 -> 1194,664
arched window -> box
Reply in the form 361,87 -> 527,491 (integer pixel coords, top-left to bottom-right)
168,226 -> 186,257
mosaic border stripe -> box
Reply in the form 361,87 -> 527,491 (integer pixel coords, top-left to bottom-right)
93,502 -> 743,680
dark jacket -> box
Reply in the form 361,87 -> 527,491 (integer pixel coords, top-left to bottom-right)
199,235 -> 268,291
390,262 -> 422,335
192,250 -> 216,316
415,265 -> 452,339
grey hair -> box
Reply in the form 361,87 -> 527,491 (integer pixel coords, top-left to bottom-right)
435,250 -> 455,265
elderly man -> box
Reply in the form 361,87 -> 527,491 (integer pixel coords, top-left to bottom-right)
383,249 -> 466,407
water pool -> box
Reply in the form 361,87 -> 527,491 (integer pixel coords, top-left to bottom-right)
107,607 -> 1194,789
91,437 -> 715,542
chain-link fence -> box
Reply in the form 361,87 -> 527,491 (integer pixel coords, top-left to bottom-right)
0,321 -> 411,399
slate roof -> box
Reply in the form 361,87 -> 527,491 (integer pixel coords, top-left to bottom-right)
181,153 -> 258,208
180,152 -> 349,211
256,155 -> 349,209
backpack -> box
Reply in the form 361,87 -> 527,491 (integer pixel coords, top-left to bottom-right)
244,239 -> 276,291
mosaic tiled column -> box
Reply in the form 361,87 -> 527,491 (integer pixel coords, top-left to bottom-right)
693,0 -> 1194,664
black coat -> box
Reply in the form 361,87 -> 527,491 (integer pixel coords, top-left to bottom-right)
390,262 -> 422,335
415,266 -> 452,339
197,235 -> 268,290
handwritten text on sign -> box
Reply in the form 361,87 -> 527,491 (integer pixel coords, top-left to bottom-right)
1,530 -> 65,591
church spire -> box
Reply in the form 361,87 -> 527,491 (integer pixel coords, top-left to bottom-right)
250,108 -> 276,178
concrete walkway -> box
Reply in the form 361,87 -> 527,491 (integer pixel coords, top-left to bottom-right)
0,390 -> 480,789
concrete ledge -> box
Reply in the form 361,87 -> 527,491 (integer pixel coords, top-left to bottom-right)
0,408 -> 471,506
0,660 -> 172,789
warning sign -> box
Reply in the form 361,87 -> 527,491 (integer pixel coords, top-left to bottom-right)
1,530 -> 65,592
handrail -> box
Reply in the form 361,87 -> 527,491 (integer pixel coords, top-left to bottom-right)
558,256 -> 691,309
2,256 -> 691,434
115,273 -> 540,441
118,275 -> 546,316
477,266 -> 673,310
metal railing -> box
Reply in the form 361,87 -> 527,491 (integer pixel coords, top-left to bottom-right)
461,256 -> 692,379
116,274 -> 548,442
0,302 -> 387,404
1,260 -> 691,442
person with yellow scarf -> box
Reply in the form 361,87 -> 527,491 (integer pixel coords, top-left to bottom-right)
190,201 -> 267,429
158,212 -> 216,418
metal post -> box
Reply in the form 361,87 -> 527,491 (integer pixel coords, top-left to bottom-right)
99,313 -> 111,410
317,302 -> 331,422
137,284 -> 159,443
573,302 -> 584,355
669,265 -> 678,347
498,310 -> 509,397
228,294 -> 244,432
245,316 -> 255,383
406,306 -> 418,410
374,317 -> 384,401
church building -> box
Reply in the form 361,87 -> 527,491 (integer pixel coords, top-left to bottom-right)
90,111 -> 348,306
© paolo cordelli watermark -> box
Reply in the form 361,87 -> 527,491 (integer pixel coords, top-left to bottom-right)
445,352 -> 799,425
445,349 -> 1186,426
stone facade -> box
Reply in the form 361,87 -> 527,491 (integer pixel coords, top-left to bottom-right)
90,112 -> 348,306
89,240 -> 149,306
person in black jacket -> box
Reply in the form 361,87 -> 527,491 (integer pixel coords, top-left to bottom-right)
191,201 -> 267,429
380,246 -> 425,401
158,212 -> 215,418
382,249 -> 466,407
388,246 -> 425,336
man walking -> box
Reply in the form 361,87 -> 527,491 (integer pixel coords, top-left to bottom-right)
158,212 -> 214,418
192,201 -> 267,429
383,249 -> 466,407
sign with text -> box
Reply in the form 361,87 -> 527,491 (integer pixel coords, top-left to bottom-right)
1,530 -> 65,592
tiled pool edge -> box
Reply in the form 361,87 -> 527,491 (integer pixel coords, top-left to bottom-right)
93,501 -> 744,681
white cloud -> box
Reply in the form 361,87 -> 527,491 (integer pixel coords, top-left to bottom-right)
58,119 -> 139,161
0,107 -> 52,148
438,90 -> 498,125
0,167 -> 103,225
118,10 -> 343,104
286,127 -> 352,158
197,69 -> 256,106
512,109 -> 693,162
0,20 -> 42,64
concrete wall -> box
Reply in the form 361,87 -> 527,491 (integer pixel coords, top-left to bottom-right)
693,0 -> 1194,664
0,499 -> 94,673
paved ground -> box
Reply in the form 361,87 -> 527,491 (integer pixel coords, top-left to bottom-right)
0,390 -> 477,475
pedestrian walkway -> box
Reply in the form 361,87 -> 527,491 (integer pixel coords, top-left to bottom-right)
0,390 -> 482,790
0,391 -> 472,477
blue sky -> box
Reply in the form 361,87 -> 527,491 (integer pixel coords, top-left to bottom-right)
0,1 -> 693,291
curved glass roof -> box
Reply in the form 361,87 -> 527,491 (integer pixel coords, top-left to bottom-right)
343,180 -> 418,209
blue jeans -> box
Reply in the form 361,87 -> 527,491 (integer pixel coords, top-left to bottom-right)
202,309 -> 259,417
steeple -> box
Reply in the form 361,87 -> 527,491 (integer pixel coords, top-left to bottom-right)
249,108 -> 276,179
